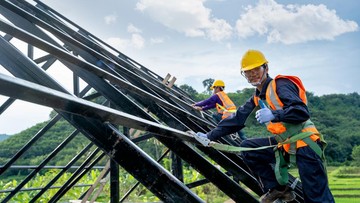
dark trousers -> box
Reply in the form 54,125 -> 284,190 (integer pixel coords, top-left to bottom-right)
212,113 -> 247,140
240,137 -> 335,203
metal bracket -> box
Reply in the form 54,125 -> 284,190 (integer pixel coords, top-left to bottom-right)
290,177 -> 299,190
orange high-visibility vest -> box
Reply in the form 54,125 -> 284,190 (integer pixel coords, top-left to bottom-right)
254,75 -> 319,152
215,91 -> 236,119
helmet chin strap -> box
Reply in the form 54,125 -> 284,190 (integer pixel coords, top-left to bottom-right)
250,81 -> 261,86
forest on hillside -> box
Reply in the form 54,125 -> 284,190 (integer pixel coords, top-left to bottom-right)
0,135 -> 9,142
0,83 -> 360,179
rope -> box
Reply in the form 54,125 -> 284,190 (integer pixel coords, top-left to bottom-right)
209,142 -> 276,153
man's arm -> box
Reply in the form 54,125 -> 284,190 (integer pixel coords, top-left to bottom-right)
271,78 -> 310,124
207,97 -> 255,141
194,94 -> 221,110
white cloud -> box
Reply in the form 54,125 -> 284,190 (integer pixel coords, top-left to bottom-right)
131,33 -> 145,49
235,0 -> 359,44
105,34 -> 144,50
150,37 -> 164,44
105,37 -> 129,51
127,24 -> 145,49
135,0 -> 232,41
104,14 -> 117,25
105,24 -> 145,50
206,18 -> 233,41
127,24 -> 142,33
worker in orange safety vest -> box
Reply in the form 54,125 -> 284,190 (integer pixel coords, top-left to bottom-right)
196,50 -> 334,203
192,80 -> 246,141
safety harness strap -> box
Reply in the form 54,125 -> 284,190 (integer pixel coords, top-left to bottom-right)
275,148 -> 289,185
273,131 -> 314,185
303,137 -> 322,158
274,120 -> 317,166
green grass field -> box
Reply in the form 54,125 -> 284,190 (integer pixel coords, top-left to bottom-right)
290,166 -> 360,203
328,167 -> 360,203
1,166 -> 360,202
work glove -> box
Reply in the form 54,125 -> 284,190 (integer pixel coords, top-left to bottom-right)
194,132 -> 210,146
192,105 -> 203,111
255,108 -> 275,124
196,132 -> 207,138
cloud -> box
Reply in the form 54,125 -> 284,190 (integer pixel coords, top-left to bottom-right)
104,14 -> 117,25
131,33 -> 145,49
105,37 -> 129,51
206,18 -> 233,41
127,23 -> 142,33
105,23 -> 145,50
105,36 -> 145,50
235,0 -> 358,44
135,0 -> 232,41
105,24 -> 145,50
150,37 -> 164,44
124,24 -> 145,49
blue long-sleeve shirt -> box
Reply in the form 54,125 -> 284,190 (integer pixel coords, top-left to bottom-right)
194,94 -> 222,111
207,76 -> 310,141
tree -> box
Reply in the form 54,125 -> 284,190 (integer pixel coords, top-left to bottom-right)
202,78 -> 214,94
179,84 -> 198,98
352,145 -> 360,166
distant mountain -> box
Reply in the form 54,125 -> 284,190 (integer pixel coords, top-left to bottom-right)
0,134 -> 10,141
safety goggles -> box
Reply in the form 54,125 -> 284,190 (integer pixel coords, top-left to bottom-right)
241,65 -> 264,77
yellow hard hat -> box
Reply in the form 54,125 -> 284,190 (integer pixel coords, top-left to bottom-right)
241,49 -> 268,71
210,80 -> 225,90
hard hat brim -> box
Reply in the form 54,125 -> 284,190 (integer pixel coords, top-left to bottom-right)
241,62 -> 268,71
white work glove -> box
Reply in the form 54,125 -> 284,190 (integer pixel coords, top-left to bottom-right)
194,132 -> 210,146
196,132 -> 207,138
255,108 -> 275,124
191,104 -> 203,111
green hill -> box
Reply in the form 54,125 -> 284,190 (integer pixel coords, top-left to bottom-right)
0,118 -> 92,177
0,134 -> 9,141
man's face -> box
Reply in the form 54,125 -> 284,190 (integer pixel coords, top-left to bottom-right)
242,66 -> 266,85
212,87 -> 219,94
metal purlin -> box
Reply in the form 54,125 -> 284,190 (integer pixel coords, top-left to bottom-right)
0,2 -> 205,202
0,0 -> 258,201
0,35 -> 204,202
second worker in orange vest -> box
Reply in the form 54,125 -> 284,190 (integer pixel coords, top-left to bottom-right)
192,80 -> 246,141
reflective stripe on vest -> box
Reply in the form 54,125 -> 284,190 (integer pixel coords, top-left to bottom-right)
266,75 -> 308,110
215,91 -> 236,119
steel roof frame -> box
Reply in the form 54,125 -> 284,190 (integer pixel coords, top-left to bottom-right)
0,0 -> 305,202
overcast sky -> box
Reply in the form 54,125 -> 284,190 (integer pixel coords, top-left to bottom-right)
0,0 -> 359,134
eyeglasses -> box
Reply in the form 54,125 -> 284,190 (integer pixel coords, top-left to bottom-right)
242,65 -> 264,76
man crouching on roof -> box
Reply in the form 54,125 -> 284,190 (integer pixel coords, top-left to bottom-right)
196,49 -> 334,203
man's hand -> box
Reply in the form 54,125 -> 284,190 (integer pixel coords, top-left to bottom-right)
196,132 -> 207,138
255,108 -> 275,124
194,132 -> 210,146
191,104 -> 203,111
